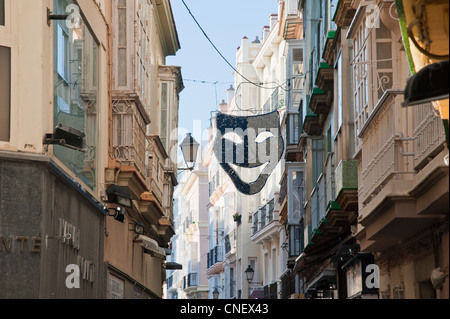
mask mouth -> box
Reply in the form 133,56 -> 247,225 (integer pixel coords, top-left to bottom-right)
228,162 -> 270,184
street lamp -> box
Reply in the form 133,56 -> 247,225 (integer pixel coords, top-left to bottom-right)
245,265 -> 255,282
102,184 -> 133,223
212,288 -> 220,300
245,265 -> 255,299
179,133 -> 200,171
402,60 -> 449,107
163,262 -> 183,270
211,286 -> 223,299
106,184 -> 133,208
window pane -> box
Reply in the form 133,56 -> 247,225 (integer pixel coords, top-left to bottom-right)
56,25 -> 68,80
293,48 -> 303,62
0,0 -> 5,26
376,21 -> 391,39
377,42 -> 392,69
118,48 -> 127,86
0,45 -> 10,141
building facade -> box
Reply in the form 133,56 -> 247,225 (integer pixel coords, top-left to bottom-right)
167,160 -> 210,299
349,0 -> 449,299
196,0 -> 449,300
0,0 -> 182,299
0,0 -> 109,299
104,0 -> 182,299
202,94 -> 240,300
290,0 -> 448,299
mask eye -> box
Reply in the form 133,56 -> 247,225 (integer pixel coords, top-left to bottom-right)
223,131 -> 244,144
255,131 -> 275,143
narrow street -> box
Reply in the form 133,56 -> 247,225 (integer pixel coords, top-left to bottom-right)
0,0 -> 448,306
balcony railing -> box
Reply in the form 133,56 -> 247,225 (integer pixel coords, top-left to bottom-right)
279,174 -> 288,204
357,93 -> 416,206
335,160 -> 358,198
186,273 -> 198,288
112,101 -> 173,209
311,187 -> 320,231
112,100 -> 147,177
359,136 -> 401,206
252,211 -> 259,236
207,246 -> 223,269
209,171 -> 222,198
413,102 -> 446,170
145,135 -> 168,205
318,174 -> 327,224
224,230 -> 236,257
260,207 -> 266,229
252,199 -> 276,236
311,154 -> 335,231
167,274 -> 173,288
325,153 -> 335,205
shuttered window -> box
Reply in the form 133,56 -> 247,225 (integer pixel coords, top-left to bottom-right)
117,0 -> 127,86
160,82 -> 168,147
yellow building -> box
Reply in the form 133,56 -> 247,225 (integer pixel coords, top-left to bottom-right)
104,0 -> 183,299
0,0 -> 110,298
348,0 -> 449,299
0,0 -> 182,299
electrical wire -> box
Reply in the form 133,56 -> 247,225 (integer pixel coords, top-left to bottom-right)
180,0 -> 288,92
184,79 -> 233,85
231,78 -> 293,115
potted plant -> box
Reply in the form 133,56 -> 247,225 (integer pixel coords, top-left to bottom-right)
233,212 -> 242,225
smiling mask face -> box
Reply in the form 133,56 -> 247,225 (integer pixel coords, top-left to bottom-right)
213,111 -> 284,195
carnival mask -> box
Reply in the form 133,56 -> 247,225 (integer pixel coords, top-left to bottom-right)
213,111 -> 284,195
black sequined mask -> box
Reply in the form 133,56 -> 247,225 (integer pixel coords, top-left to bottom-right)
213,111 -> 284,195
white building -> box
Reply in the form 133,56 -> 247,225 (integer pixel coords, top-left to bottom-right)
167,152 -> 210,299
203,89 -> 241,299
231,0 -> 305,299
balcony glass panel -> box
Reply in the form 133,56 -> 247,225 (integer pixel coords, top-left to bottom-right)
260,207 -> 266,229
53,0 -> 99,191
311,187 -> 319,230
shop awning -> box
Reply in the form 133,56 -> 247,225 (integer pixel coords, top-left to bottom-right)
306,269 -> 336,292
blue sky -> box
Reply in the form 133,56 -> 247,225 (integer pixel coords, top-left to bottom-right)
167,0 -> 278,147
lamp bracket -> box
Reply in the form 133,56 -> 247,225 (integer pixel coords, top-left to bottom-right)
43,133 -> 87,152
47,8 -> 70,26
43,124 -> 87,152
